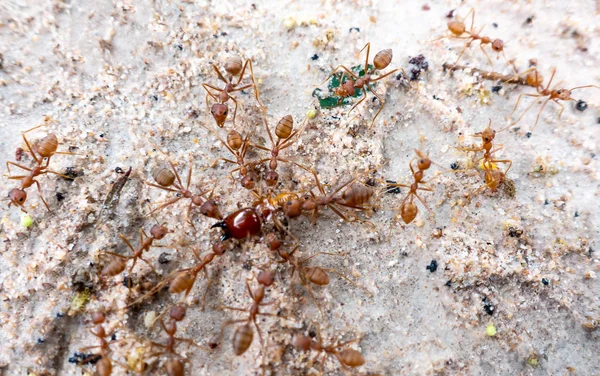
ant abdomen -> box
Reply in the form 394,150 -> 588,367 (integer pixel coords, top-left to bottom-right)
373,49 -> 393,70
35,134 -> 58,158
152,167 -> 176,187
275,115 -> 293,140
305,267 -> 329,285
233,323 -> 253,355
337,348 -> 365,367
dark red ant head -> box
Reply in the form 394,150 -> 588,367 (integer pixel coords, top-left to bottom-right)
150,224 -> 169,239
556,89 -> 571,100
447,20 -> 466,35
212,241 -> 226,255
336,79 -> 356,97
240,173 -> 256,190
264,170 -> 279,186
292,333 -> 312,351
169,305 -> 186,321
491,39 -> 504,52
211,103 -> 228,127
200,199 -> 222,220
91,311 -> 106,325
257,270 -> 275,287
8,188 -> 27,206
263,233 -> 282,251
283,198 -> 302,218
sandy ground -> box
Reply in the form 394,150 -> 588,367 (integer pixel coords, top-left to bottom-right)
0,0 -> 599,375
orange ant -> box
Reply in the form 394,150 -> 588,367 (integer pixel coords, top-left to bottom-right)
292,323 -> 365,374
507,67 -> 599,131
6,125 -> 77,211
130,242 -> 227,310
147,305 -> 202,376
219,271 -> 279,356
282,168 -> 375,225
201,124 -> 259,189
100,224 -> 170,278
324,43 -> 399,128
458,121 -> 512,193
75,312 -> 127,376
268,240 -> 371,317
147,151 -> 221,225
252,113 -> 310,186
385,150 -> 436,225
202,57 -> 262,127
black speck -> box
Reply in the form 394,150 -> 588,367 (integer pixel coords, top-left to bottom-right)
37,338 -> 45,344
491,85 -> 502,93
395,71 -> 408,81
312,88 -> 323,98
175,45 -> 183,51
56,312 -> 64,318
63,167 -> 84,180
446,9 -> 455,18
426,260 -> 438,273
349,27 -> 360,33
115,167 -> 123,174
508,227 -> 523,238
575,100 -> 587,112
492,23 -> 498,28
450,162 -> 459,170
242,262 -> 251,271
541,278 -> 549,286
309,330 -> 317,338
483,298 -> 495,315
151,95 -> 158,101
408,54 -> 428,81
111,334 -> 117,341
99,134 -> 104,138
158,252 -> 171,264
544,199 -> 549,205
574,211 -> 580,218
122,276 -> 134,289
525,16 -> 534,24
445,280 -> 452,287
366,179 -> 376,187
385,180 -> 401,194
311,54 -> 319,61
56,192 -> 66,201
526,132 -> 532,138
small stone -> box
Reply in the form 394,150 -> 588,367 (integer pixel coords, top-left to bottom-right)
541,278 -> 549,286
426,260 -> 438,272
575,100 -> 587,112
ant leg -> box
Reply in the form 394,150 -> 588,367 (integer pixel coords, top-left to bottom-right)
321,267 -> 372,297
347,88 -> 367,116
414,192 -> 433,216
555,100 -> 566,120
366,84 -> 386,129
201,271 -> 213,311
490,159 -> 513,175
320,65 -> 359,86
304,283 -> 324,318
253,317 -> 264,345
139,256 -> 159,275
33,180 -> 51,212
147,196 -> 182,216
544,67 -> 557,91
479,44 -> 494,68
569,84 -> 600,91
508,93 -> 542,125
359,42 -> 370,73
118,234 -> 137,253
21,132 -> 41,165
211,63 -> 229,84
531,97 -> 551,131
229,96 -> 240,126
452,42 -> 472,67
43,169 -> 75,180
370,68 -> 400,83
145,182 -> 180,193
246,59 -> 264,107
6,161 -> 32,175
202,83 -> 220,101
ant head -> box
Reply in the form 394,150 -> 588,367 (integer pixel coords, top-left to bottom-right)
491,39 -> 504,52
200,199 -> 222,220
210,103 -> 228,127
447,20 -> 466,36
150,224 -> 169,239
482,121 -> 496,143
263,233 -> 282,251
337,79 -> 356,97
264,170 -> 279,186
224,56 -> 243,76
169,305 -> 186,322
283,198 -> 302,218
556,89 -> 571,100
212,241 -> 226,255
91,311 -> 106,325
240,173 -> 256,190
292,333 -> 312,351
257,270 -> 275,287
8,188 -> 27,205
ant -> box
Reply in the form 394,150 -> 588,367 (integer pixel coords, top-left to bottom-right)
219,271 -> 279,356
438,9 -> 511,69
252,113 -> 310,186
6,125 -> 77,211
147,305 -> 202,376
458,121 -> 512,193
147,150 -> 221,225
101,224 -> 170,278
324,43 -> 399,128
130,242 -> 227,310
201,124 -> 259,189
202,57 -> 263,127
269,240 -> 371,316
282,168 -> 375,225
76,312 -> 127,376
385,150 -> 436,225
507,67 -> 599,131
292,323 -> 365,374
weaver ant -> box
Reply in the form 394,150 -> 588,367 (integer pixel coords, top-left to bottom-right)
101,224 -> 170,278
75,312 -> 127,376
458,121 -> 512,193
324,43 -> 399,128
507,67 -> 599,131
219,271 -> 279,356
147,150 -> 221,226
202,57 -> 263,127
292,323 -> 365,374
385,150 -> 436,225
147,305 -> 202,376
